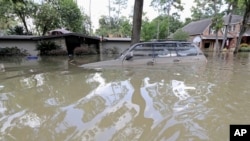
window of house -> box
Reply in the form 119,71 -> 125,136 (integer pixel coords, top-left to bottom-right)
232,25 -> 236,31
209,26 -> 215,34
228,25 -> 236,32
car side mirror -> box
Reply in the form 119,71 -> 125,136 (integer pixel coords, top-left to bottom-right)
125,54 -> 133,60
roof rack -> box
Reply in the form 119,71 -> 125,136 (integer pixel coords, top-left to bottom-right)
150,39 -> 187,42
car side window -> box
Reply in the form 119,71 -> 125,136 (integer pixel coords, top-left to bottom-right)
177,43 -> 198,56
130,44 -> 153,59
155,43 -> 177,57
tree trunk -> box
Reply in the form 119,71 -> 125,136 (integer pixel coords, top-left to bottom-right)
131,0 -> 144,46
215,31 -> 219,52
18,11 -> 29,34
221,13 -> 232,51
234,1 -> 250,54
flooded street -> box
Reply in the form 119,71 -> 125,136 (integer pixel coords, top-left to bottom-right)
0,52 -> 250,141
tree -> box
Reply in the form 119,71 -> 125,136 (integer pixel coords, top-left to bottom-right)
131,0 -> 144,45
150,0 -> 183,39
221,0 -> 239,50
58,0 -> 83,32
141,15 -> 183,41
105,0 -> 128,36
8,25 -> 26,35
0,0 -> 17,33
33,0 -> 87,35
234,0 -> 250,54
172,29 -> 189,40
10,0 -> 37,34
33,3 -> 60,35
141,18 -> 157,41
211,0 -> 224,51
96,15 -> 131,37
191,0 -> 213,21
112,0 -> 127,19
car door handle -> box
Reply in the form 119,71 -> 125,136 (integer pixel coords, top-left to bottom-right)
173,59 -> 180,62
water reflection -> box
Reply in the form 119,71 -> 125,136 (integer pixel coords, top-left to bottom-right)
1,53 -> 250,140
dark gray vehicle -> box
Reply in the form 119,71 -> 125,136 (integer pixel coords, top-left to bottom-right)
80,41 -> 207,69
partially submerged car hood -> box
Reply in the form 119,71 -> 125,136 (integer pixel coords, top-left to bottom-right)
79,59 -> 122,69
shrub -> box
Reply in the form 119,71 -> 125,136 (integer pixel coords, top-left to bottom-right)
240,43 -> 249,48
36,40 -> 61,55
74,47 -> 89,55
103,46 -> 119,54
47,49 -> 68,55
172,29 -> 189,41
0,46 -> 28,56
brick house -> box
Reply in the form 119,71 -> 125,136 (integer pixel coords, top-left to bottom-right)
182,15 -> 250,51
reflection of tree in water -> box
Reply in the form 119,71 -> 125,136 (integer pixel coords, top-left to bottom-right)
67,78 -> 138,140
76,95 -> 106,122
79,102 -> 139,141
139,77 -> 214,140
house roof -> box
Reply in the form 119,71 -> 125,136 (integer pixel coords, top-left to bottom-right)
0,35 -> 38,40
182,15 -> 245,36
182,18 -> 211,35
223,14 -> 242,24
0,33 -> 100,42
243,28 -> 250,36
32,33 -> 100,41
102,37 -> 131,42
201,35 -> 232,40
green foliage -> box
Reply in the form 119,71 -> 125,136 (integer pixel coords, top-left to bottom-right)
210,14 -> 224,32
10,0 -> 38,33
0,46 -> 28,56
141,15 -> 183,41
0,0 -> 17,31
58,0 -> 83,32
96,16 -> 131,37
7,25 -> 32,35
141,20 -> 156,41
240,43 -> 249,47
150,0 -> 184,15
191,0 -> 223,21
172,29 -> 189,40
33,0 -> 85,35
36,40 -> 61,55
110,0 -> 128,19
33,3 -> 60,35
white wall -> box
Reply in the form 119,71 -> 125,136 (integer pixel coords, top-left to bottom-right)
0,40 -> 38,55
101,42 -> 130,54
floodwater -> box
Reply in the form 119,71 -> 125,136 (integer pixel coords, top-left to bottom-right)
0,52 -> 250,141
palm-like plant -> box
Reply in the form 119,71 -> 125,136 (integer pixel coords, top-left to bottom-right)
36,40 -> 60,55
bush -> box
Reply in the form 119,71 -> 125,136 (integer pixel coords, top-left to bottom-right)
240,43 -> 249,48
74,47 -> 89,55
0,46 -> 28,56
47,49 -> 68,55
103,46 -> 119,54
74,46 -> 98,55
239,47 -> 250,52
172,29 -> 189,41
36,40 -> 61,55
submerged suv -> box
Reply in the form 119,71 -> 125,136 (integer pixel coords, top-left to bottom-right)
80,41 -> 207,69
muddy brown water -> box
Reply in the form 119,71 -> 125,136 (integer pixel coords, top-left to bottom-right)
0,52 -> 250,141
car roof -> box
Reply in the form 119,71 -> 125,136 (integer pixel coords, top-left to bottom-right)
135,41 -> 194,45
